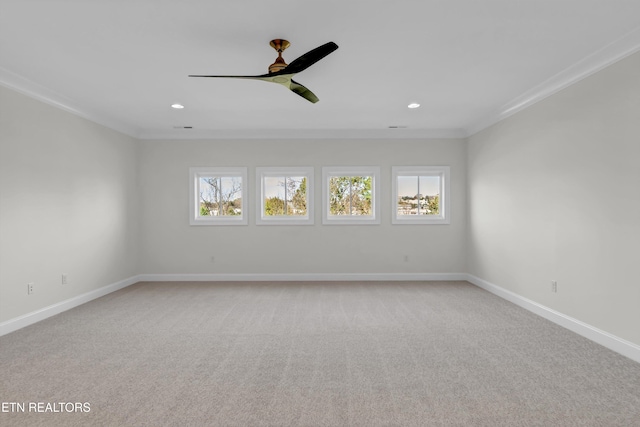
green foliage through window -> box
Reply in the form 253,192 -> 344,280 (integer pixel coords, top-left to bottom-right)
329,176 -> 372,216
263,176 -> 307,217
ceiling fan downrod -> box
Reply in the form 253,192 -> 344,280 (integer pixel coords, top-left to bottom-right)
268,39 -> 290,73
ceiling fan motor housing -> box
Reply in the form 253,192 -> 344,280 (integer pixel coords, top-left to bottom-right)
268,39 -> 290,73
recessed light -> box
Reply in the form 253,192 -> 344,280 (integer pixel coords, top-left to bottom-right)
407,103 -> 420,109
171,103 -> 185,109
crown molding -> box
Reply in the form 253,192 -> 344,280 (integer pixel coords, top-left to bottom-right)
136,127 -> 468,140
0,66 -> 140,138
465,25 -> 640,137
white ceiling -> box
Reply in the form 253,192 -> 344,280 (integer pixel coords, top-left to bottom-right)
2,0 -> 640,139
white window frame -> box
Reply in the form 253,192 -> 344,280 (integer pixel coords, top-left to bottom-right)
322,166 -> 381,225
189,167 -> 248,226
256,167 -> 314,225
391,166 -> 450,224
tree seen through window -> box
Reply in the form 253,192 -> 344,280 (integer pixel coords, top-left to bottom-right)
199,176 -> 242,217
263,176 -> 307,216
329,176 -> 372,216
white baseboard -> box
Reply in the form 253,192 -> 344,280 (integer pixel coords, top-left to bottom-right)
0,275 -> 141,337
466,274 -> 640,364
137,272 -> 468,282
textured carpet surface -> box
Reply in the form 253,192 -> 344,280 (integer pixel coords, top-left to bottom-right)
1,281 -> 639,426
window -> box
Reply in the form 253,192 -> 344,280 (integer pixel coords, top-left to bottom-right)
189,167 -> 247,225
322,166 -> 380,224
392,166 -> 450,224
256,167 -> 314,225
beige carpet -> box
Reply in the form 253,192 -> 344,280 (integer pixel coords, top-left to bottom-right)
1,281 -> 639,426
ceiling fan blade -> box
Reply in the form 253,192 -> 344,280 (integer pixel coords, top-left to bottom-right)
290,80 -> 319,103
283,41 -> 338,74
188,74 -> 271,79
190,73 -> 317,102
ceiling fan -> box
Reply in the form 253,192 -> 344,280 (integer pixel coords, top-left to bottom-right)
189,40 -> 338,103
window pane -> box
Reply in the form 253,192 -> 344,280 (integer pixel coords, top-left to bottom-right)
287,176 -> 307,216
329,176 -> 349,215
419,175 -> 440,216
263,176 -> 285,216
199,176 -> 242,217
397,176 -> 419,216
329,176 -> 372,216
350,176 -> 372,215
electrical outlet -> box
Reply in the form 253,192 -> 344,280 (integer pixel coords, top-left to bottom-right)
27,283 -> 34,295
551,280 -> 557,293
210,256 -> 215,264
403,255 -> 409,262
62,273 -> 68,285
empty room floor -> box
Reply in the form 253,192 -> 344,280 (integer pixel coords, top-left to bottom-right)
1,281 -> 640,426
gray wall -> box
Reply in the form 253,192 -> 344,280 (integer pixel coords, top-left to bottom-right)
0,86 -> 139,323
138,138 -> 467,276
467,51 -> 640,345
2,49 -> 639,351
